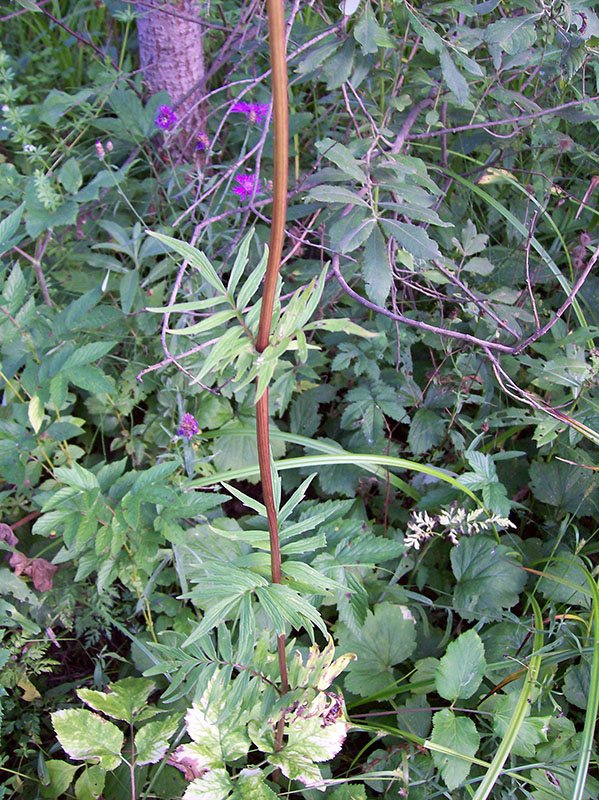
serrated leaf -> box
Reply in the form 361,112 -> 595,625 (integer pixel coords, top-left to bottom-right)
336,603 -> 417,696
51,709 -> 124,770
380,218 -> 441,259
232,769 -> 278,800
407,408 -> 446,455
182,768 -> 233,800
77,678 -> 156,723
530,461 -> 598,517
451,536 -> 526,620
134,715 -> 180,765
285,713 -> 347,762
186,697 -> 250,762
430,709 -> 480,791
435,629 -> 486,701
61,341 -> 117,370
64,365 -> 115,394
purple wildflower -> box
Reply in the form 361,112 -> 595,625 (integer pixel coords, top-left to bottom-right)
155,104 -> 178,131
178,413 -> 199,441
231,101 -> 269,125
233,174 -> 262,201
95,140 -> 105,158
196,132 -> 210,152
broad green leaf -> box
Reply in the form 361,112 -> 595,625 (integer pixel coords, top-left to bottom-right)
3,262 -> 26,310
119,270 -> 139,314
440,48 -> 469,105
51,709 -> 124,770
74,765 -> 105,800
134,714 -> 180,765
58,158 -> 83,194
40,760 -> 80,798
491,693 -> 550,759
537,553 -> 591,608
63,365 -> 115,394
323,38 -> 355,90
54,463 -> 100,491
563,659 -> 591,709
463,256 -> 495,275
296,40 -> 339,75
353,3 -> 394,53
330,787 -> 367,800
61,341 -> 117,370
380,218 -> 441,259
362,225 -> 391,306
77,677 -> 155,723
430,709 -> 480,791
485,14 -> 542,55
406,7 -> 443,53
336,602 -> 417,696
0,203 -> 25,255
28,395 -> 44,434
451,536 -> 526,620
315,138 -> 367,185
307,184 -> 369,207
407,408 -> 446,455
530,461 -> 599,518
435,629 -> 486,701
182,768 -> 233,800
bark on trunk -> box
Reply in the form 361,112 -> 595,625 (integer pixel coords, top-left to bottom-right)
137,0 -> 206,157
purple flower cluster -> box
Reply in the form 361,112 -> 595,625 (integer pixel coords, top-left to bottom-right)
196,132 -> 210,152
155,104 -> 178,131
178,413 -> 199,441
231,101 -> 269,125
233,174 -> 262,201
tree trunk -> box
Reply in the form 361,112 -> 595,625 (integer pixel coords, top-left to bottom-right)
137,0 -> 206,158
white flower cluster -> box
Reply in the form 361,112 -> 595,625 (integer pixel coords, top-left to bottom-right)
404,504 -> 515,550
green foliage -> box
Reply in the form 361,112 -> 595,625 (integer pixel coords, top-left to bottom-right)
2,0 -> 599,797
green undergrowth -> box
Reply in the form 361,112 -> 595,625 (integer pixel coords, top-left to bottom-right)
1,0 -> 599,798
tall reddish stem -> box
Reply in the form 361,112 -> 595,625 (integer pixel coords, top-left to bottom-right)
256,0 -> 289,741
